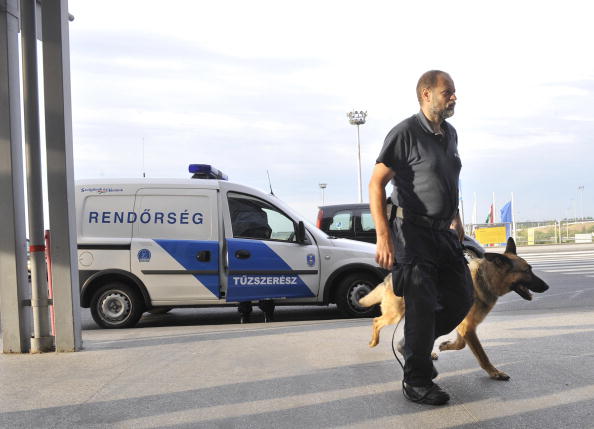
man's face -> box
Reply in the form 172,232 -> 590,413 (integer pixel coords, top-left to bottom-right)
428,74 -> 457,120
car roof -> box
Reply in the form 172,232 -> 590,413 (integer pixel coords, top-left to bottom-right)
319,203 -> 369,210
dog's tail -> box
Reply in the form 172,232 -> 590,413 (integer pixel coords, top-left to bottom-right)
358,275 -> 390,307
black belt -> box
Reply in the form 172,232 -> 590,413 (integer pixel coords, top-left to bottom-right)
395,207 -> 452,231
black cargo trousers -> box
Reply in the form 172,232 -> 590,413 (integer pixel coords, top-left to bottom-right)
391,217 -> 474,387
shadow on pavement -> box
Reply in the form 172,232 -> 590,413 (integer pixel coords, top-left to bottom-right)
85,318 -> 369,351
1,325 -> 594,428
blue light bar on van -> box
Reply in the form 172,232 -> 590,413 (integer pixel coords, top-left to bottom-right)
189,164 -> 228,180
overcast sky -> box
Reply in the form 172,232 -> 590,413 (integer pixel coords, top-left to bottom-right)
67,0 -> 594,223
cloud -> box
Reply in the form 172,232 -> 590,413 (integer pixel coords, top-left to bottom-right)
67,0 -> 594,222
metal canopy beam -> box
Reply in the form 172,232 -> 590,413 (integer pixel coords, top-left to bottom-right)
0,0 -> 32,353
41,0 -> 81,352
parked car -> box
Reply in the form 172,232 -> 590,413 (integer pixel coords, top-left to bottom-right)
316,203 -> 485,260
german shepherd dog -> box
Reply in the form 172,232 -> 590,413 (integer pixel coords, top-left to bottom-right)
359,237 -> 549,380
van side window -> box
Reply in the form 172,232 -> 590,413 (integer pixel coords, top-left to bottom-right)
360,210 -> 376,232
228,193 -> 296,242
329,211 -> 352,232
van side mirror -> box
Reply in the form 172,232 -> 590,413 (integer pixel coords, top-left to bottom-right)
296,221 -> 306,244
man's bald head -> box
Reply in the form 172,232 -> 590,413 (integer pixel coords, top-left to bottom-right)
416,70 -> 451,105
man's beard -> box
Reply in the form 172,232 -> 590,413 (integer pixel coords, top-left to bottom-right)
432,103 -> 455,120
441,106 -> 455,120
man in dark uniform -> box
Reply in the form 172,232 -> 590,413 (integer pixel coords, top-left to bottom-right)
369,70 -> 473,405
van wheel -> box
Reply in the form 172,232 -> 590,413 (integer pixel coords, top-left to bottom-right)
90,282 -> 144,329
335,273 -> 380,318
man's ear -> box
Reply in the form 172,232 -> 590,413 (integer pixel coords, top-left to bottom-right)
484,252 -> 512,268
422,87 -> 431,103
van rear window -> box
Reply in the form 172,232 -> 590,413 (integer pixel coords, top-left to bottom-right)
329,211 -> 352,232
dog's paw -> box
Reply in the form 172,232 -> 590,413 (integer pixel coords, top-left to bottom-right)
489,370 -> 510,381
431,352 -> 438,360
368,339 -> 379,348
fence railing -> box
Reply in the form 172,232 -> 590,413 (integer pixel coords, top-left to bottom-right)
465,221 -> 594,246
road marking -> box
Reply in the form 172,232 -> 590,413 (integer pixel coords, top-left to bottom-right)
544,271 -> 594,276
518,251 -> 594,277
498,289 -> 587,304
533,263 -> 594,269
519,250 -> 594,257
544,266 -> 594,272
570,290 -> 585,299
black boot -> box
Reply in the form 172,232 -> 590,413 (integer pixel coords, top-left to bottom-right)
258,300 -> 275,322
402,382 -> 450,405
238,302 -> 253,324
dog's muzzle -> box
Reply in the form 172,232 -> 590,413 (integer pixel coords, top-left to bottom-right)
510,284 -> 533,300
511,276 -> 550,301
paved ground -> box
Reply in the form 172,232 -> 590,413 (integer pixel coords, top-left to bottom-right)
2,304 -> 594,428
1,243 -> 594,428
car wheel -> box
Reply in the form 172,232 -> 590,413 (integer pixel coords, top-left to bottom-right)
335,273 -> 380,318
90,282 -> 144,329
147,307 -> 173,315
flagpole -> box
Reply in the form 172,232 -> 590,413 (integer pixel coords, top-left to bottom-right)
511,192 -> 516,240
492,192 -> 496,224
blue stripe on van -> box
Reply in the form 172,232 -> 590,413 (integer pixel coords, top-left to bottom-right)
154,239 -> 220,297
226,239 -> 315,301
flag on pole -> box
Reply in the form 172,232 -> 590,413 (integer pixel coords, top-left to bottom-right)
500,201 -> 512,223
500,201 -> 512,238
485,204 -> 494,224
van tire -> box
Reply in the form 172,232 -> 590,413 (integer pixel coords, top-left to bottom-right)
335,273 -> 380,318
90,282 -> 145,329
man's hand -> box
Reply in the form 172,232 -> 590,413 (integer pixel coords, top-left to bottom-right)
451,212 -> 465,242
376,235 -> 395,270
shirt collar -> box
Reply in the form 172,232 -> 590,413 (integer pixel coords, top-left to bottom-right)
416,111 -> 448,136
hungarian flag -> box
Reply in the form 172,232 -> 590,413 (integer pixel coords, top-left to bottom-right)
485,204 -> 494,224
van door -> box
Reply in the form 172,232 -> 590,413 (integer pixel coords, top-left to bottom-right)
131,188 -> 220,303
224,192 -> 319,302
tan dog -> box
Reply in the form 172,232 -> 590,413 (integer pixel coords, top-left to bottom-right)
359,237 -> 549,380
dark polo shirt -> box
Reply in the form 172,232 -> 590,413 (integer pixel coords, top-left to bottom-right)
377,112 -> 461,221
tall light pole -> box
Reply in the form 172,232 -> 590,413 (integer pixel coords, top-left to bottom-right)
319,183 -> 327,205
347,110 -> 367,203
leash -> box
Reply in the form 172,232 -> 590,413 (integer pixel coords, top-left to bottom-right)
391,319 -> 439,404
391,319 -> 405,371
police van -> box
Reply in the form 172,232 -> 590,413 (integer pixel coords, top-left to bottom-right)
76,165 -> 387,328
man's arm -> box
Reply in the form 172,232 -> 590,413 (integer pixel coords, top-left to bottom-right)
369,163 -> 395,269
450,211 -> 464,242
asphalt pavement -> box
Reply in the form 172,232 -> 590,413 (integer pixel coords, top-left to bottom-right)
1,244 -> 594,428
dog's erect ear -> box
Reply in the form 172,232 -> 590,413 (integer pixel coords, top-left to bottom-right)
484,252 -> 512,269
504,237 -> 517,255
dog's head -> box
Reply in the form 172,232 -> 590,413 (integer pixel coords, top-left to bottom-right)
482,237 -> 550,300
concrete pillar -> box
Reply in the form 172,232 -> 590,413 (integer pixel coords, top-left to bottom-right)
0,0 -> 32,353
41,0 -> 81,352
